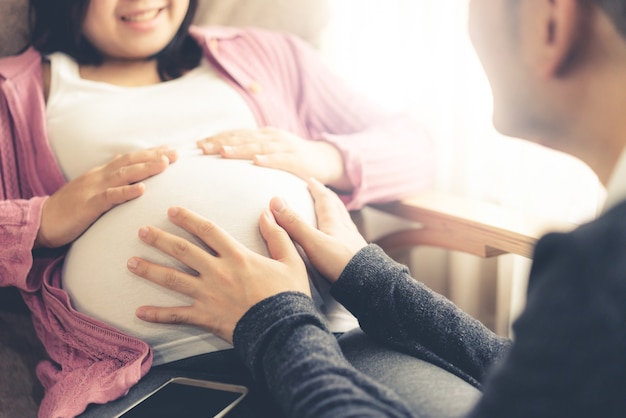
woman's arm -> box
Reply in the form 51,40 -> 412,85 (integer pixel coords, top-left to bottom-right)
192,27 -> 435,209
1,65 -> 179,292
283,33 -> 436,209
0,198 -> 47,290
0,67 -> 49,290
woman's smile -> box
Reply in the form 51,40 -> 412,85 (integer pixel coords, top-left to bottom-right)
120,8 -> 164,23
82,0 -> 190,60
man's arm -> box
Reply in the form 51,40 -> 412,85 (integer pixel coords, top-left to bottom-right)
332,245 -> 511,388
468,220 -> 626,418
234,292 -> 417,418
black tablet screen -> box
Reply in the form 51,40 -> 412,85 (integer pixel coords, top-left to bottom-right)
120,380 -> 244,418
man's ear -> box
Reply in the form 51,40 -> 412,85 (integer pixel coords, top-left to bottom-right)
537,0 -> 586,77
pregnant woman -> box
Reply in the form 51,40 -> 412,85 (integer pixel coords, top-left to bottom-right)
0,0 -> 435,416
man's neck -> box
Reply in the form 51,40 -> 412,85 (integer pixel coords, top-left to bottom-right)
557,65 -> 626,186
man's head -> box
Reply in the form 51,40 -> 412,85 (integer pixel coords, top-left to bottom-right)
469,0 -> 626,184
595,0 -> 626,38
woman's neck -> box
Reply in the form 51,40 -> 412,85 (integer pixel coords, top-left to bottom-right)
79,58 -> 163,86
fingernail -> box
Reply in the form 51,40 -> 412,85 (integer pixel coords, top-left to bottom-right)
136,308 -> 147,319
221,145 -> 233,155
127,257 -> 138,270
138,226 -> 149,239
168,207 -> 180,217
202,143 -> 215,153
264,209 -> 275,222
273,197 -> 287,213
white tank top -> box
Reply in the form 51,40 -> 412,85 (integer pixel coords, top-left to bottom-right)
46,53 -> 357,365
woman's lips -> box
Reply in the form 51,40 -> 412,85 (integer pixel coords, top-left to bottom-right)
120,8 -> 163,23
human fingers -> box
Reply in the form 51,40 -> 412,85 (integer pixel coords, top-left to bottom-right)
252,140 -> 349,191
135,305 -> 196,327
197,129 -> 267,154
307,178 -> 359,231
220,141 -> 286,160
127,254 -> 199,299
116,146 -> 178,164
310,179 -> 368,256
269,197 -> 322,246
258,209 -> 311,295
85,159 -> 168,212
91,148 -> 179,206
252,152 -> 298,174
36,180 -> 148,248
270,196 -> 352,282
135,300 -> 235,344
87,182 -> 147,211
109,146 -> 178,169
165,207 -> 247,258
259,209 -> 298,260
134,222 -> 217,275
101,154 -> 172,187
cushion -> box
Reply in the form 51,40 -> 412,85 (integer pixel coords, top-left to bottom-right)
0,0 -> 29,57
195,0 -> 329,47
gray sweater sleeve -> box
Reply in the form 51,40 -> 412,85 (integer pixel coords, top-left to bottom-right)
233,292 -> 416,418
234,205 -> 626,418
331,245 -> 511,387
232,245 -> 510,417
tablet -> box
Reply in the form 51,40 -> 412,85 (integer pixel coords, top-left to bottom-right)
116,377 -> 248,418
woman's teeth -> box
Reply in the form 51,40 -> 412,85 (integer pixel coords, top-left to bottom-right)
122,9 -> 161,22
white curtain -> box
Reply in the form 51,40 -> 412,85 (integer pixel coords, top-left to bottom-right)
321,0 -> 605,333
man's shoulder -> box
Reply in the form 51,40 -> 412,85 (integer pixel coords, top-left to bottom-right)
531,200 -> 626,291
571,199 -> 626,249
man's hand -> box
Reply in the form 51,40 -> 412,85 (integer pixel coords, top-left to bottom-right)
129,206 -> 311,344
271,178 -> 368,283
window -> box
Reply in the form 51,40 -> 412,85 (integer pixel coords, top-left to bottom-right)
322,0 -> 604,224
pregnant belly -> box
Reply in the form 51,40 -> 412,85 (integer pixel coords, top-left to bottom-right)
61,153 -> 320,361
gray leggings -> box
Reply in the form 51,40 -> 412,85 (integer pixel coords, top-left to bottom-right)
338,328 -> 480,418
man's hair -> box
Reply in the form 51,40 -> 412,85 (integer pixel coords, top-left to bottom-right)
595,0 -> 626,38
506,0 -> 626,39
29,0 -> 202,81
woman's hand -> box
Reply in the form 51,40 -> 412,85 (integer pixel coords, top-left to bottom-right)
197,127 -> 353,192
35,147 -> 178,249
128,206 -> 311,344
272,178 -> 368,283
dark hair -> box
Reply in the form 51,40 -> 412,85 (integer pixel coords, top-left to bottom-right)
29,0 -> 202,81
595,0 -> 626,38
505,0 -> 626,39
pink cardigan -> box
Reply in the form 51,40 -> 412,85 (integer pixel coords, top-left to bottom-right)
0,26 -> 434,417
